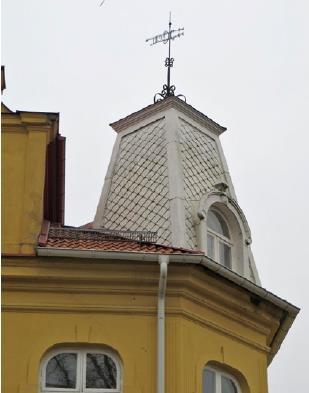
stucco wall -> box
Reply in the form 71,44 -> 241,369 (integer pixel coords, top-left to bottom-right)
2,259 -> 274,393
1,110 -> 57,255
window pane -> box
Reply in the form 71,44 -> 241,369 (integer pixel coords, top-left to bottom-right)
219,242 -> 231,268
86,353 -> 117,389
221,376 -> 237,393
46,353 -> 77,389
207,210 -> 229,238
203,369 -> 216,393
207,234 -> 215,258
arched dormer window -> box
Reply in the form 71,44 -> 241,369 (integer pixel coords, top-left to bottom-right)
197,192 -> 261,283
207,208 -> 232,268
40,347 -> 121,393
203,366 -> 241,393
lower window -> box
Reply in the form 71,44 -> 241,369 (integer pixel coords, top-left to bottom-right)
41,348 -> 121,392
203,367 -> 240,393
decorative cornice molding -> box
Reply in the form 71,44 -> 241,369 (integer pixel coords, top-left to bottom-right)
1,111 -> 59,127
3,254 -> 298,363
110,97 -> 226,135
2,265 -> 276,336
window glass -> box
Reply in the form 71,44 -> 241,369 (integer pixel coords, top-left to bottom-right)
221,376 -> 237,393
42,349 -> 120,393
203,368 -> 240,393
207,210 -> 229,238
46,353 -> 77,389
203,369 -> 216,393
207,234 -> 215,258
219,243 -> 231,268
86,353 -> 117,389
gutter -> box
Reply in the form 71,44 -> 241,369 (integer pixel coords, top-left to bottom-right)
157,255 -> 168,393
36,246 -> 300,362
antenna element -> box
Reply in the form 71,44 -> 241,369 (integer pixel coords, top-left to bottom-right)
146,15 -> 185,102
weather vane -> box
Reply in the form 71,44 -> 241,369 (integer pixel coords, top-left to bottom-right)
146,13 -> 185,103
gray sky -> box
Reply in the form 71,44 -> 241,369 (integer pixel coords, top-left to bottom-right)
2,0 -> 309,391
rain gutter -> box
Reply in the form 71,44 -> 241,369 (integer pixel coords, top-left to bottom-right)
157,255 -> 168,393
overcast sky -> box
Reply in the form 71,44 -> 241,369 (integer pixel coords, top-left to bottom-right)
2,0 -> 309,391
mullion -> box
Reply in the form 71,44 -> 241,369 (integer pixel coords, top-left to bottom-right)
217,372 -> 221,393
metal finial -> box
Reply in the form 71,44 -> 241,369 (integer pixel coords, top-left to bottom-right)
146,14 -> 185,103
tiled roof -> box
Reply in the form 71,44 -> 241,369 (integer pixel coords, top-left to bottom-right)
38,225 -> 203,255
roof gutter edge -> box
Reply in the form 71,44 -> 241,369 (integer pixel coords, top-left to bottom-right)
36,247 -> 204,263
36,247 -> 299,363
199,257 -> 300,364
199,258 -> 299,316
36,247 -> 299,315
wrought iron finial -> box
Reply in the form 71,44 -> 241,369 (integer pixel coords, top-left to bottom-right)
146,13 -> 185,103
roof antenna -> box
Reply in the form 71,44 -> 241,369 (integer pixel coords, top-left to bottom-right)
99,0 -> 106,6
146,13 -> 186,103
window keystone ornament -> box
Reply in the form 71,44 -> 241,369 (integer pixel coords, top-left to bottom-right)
214,181 -> 229,193
245,237 -> 252,245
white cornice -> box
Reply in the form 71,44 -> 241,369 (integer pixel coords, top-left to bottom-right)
110,96 -> 226,135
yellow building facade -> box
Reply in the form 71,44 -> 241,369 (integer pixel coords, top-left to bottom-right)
2,67 -> 299,393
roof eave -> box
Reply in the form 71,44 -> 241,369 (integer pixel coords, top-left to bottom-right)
110,96 -> 226,135
36,245 -> 299,362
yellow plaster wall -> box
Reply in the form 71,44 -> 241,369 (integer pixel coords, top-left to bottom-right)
2,259 -> 274,393
2,311 -> 157,393
173,317 -> 269,393
1,120 -> 52,255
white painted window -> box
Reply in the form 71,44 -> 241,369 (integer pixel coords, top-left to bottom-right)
207,208 -> 232,268
40,348 -> 121,393
203,367 -> 240,393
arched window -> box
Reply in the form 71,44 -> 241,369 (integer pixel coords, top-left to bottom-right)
203,366 -> 241,393
40,348 -> 121,393
207,208 -> 232,268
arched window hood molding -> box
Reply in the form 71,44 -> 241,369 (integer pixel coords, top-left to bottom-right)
196,191 -> 252,246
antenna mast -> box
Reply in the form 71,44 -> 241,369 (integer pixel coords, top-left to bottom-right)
146,14 -> 185,102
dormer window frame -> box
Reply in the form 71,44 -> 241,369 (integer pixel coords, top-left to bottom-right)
206,208 -> 233,269
197,191 -> 261,284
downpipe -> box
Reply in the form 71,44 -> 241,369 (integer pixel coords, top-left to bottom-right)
157,255 -> 169,393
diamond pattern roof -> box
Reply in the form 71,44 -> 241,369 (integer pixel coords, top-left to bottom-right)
98,118 -> 171,244
179,119 -> 227,248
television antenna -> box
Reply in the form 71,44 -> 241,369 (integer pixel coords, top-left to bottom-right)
146,13 -> 185,102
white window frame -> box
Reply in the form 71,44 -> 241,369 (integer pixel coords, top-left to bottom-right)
203,366 -> 241,393
40,348 -> 122,393
207,209 -> 233,268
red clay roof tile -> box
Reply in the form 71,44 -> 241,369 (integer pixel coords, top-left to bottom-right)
39,225 -> 203,255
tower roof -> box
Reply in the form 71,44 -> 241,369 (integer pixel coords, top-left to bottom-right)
94,96 -> 259,283
110,96 -> 226,134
